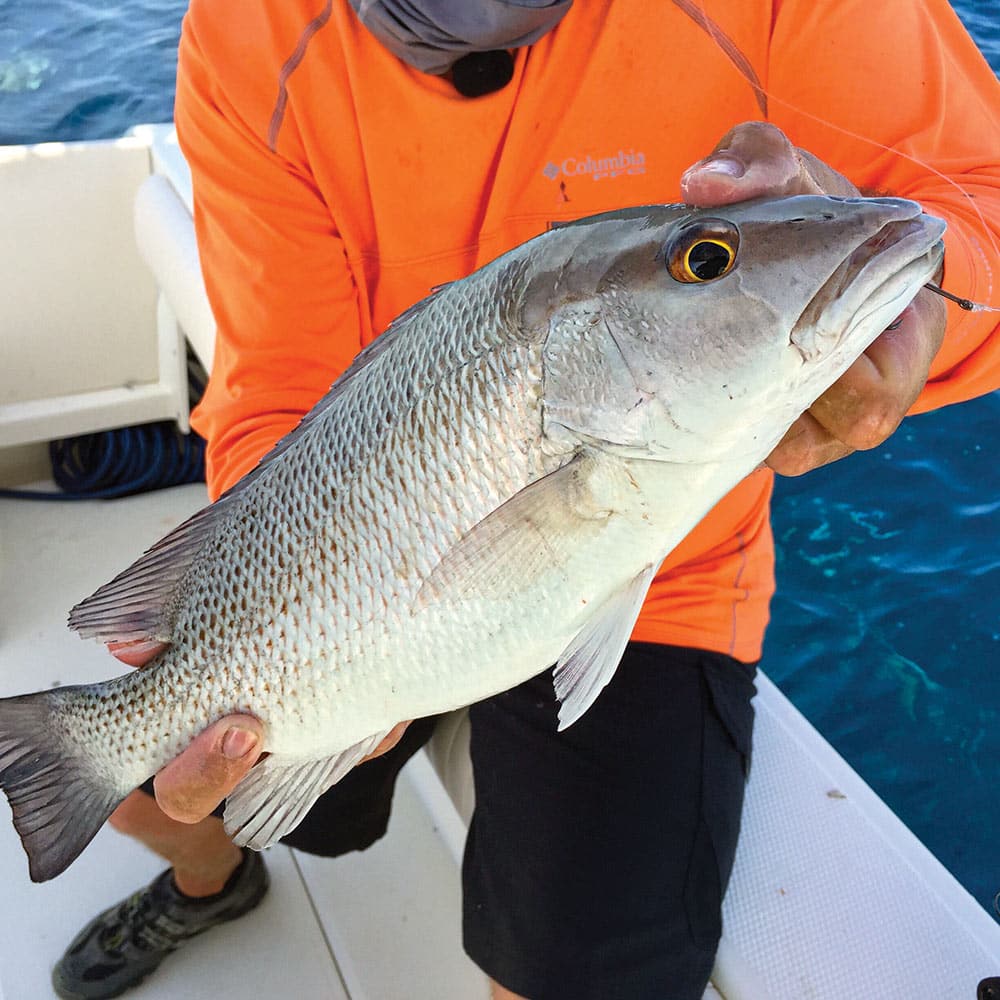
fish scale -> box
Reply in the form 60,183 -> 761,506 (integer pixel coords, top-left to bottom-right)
0,194 -> 946,880
128,307 -> 549,761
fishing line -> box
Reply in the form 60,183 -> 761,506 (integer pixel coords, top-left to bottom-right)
684,0 -> 1000,312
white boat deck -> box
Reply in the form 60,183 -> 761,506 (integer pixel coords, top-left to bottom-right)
4,483 -> 1000,1000
0,484 -> 497,1000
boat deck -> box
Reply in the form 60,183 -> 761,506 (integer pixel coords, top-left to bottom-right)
2,482 -> 999,1000
0,484 -> 501,1000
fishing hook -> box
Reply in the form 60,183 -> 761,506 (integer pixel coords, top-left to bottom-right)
923,281 -> 991,312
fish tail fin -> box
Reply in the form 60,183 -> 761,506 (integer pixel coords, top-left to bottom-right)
0,688 -> 126,882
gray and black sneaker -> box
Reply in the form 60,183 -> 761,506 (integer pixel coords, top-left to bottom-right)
52,848 -> 269,999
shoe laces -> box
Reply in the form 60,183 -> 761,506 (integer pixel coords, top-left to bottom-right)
98,886 -> 187,954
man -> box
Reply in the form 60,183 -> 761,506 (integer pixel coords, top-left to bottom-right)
53,2 -> 1000,998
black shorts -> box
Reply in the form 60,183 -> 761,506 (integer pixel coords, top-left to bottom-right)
142,642 -> 756,1000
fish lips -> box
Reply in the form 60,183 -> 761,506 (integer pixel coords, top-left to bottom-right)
790,211 -> 947,364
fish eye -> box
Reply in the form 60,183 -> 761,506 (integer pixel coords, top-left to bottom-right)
664,219 -> 740,283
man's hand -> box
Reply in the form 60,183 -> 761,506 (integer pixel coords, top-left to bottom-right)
152,715 -> 265,823
680,119 -> 860,205
110,640 -> 410,825
150,716 -> 410,824
680,121 -> 946,476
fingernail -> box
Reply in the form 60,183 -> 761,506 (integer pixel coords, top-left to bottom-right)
222,727 -> 259,760
700,155 -> 745,178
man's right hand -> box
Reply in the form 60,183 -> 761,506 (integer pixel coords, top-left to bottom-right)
109,641 -> 409,825
153,715 -> 265,823
149,716 -> 411,824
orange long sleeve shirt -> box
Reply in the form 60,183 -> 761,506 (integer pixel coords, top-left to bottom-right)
176,0 -> 1000,664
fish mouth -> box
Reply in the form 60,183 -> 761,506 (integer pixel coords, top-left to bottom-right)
790,212 -> 946,363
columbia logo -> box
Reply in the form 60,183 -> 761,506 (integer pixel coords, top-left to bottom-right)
543,148 -> 647,182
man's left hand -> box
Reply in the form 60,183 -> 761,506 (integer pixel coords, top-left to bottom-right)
680,121 -> 946,476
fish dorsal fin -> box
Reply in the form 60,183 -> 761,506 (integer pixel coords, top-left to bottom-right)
68,316 -> 422,647
211,318 -> 413,501
67,498 -> 230,644
417,451 -> 619,607
553,565 -> 656,731
223,731 -> 392,850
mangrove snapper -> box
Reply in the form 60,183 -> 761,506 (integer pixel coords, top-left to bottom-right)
0,195 -> 945,881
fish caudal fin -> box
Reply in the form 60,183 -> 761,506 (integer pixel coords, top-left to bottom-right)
0,689 -> 125,882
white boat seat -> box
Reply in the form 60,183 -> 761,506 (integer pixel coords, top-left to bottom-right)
133,171 -> 216,374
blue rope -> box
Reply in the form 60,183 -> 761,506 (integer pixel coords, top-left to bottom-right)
0,422 -> 206,501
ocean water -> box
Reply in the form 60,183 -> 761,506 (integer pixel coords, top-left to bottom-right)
1,0 -> 998,919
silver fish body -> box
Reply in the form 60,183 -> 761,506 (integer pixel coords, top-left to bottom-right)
0,194 -> 945,881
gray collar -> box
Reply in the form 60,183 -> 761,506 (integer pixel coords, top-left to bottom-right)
350,0 -> 573,75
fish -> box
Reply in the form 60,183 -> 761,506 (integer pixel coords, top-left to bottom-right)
0,194 -> 945,882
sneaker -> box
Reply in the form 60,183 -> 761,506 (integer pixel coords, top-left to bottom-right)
51,848 -> 269,999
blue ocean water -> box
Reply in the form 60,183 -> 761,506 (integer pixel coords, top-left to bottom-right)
1,0 -> 998,918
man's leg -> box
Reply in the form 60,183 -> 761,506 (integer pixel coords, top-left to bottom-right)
53,716 -> 438,1000
108,789 -> 242,896
492,982 -> 528,1000
463,643 -> 756,1000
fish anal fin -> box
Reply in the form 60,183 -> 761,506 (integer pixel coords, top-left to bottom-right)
554,565 -> 656,731
223,730 -> 392,850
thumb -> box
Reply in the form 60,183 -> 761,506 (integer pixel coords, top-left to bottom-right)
152,715 -> 264,824
680,121 -> 839,206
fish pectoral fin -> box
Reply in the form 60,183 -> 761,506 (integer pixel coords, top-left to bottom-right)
553,564 -> 656,731
418,451 -> 622,607
222,730 -> 393,850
